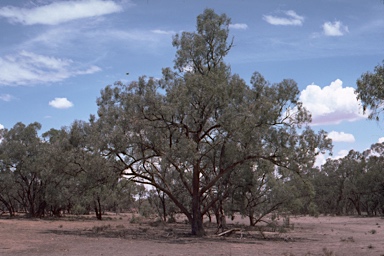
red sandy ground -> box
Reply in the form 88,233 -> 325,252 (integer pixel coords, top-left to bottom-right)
0,214 -> 383,256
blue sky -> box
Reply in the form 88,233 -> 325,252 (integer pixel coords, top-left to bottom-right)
0,0 -> 384,164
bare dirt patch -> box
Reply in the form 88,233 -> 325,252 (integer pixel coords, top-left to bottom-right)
0,214 -> 383,256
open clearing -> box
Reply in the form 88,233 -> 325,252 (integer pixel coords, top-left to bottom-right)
0,214 -> 383,256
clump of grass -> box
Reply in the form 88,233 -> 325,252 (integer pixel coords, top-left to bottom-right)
368,244 -> 374,249
322,247 -> 335,256
369,229 -> 377,234
58,224 -> 63,228
340,236 -> 354,242
92,224 -> 111,233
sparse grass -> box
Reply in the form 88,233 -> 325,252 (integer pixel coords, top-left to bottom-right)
322,247 -> 335,256
340,236 -> 354,242
282,248 -> 335,256
91,224 -> 111,233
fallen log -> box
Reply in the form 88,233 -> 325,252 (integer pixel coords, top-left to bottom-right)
217,228 -> 241,237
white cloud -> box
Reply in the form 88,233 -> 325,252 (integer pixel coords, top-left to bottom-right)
229,23 -> 248,30
49,98 -> 74,109
94,29 -> 161,42
300,79 -> 366,125
378,137 -> 384,143
151,29 -> 176,35
0,94 -> 13,102
323,21 -> 349,36
314,153 -> 327,167
316,149 -> 350,167
328,131 -> 355,143
0,0 -> 123,25
334,149 -> 349,159
263,10 -> 304,26
0,51 -> 101,86
0,124 -> 4,130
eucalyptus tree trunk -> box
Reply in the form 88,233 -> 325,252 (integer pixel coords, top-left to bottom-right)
191,165 -> 205,236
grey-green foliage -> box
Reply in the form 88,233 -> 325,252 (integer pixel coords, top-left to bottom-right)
94,9 -> 332,235
356,61 -> 384,121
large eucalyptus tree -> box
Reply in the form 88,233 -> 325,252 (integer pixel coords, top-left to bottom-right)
95,9 -> 331,236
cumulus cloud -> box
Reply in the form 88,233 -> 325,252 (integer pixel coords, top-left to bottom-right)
49,98 -> 74,109
0,124 -> 4,130
229,23 -> 248,30
0,0 -> 123,25
263,10 -> 304,26
378,137 -> 384,143
0,94 -> 13,101
315,149 -> 350,167
300,79 -> 366,125
328,131 -> 355,143
0,51 -> 101,86
323,21 -> 349,36
334,149 -> 349,159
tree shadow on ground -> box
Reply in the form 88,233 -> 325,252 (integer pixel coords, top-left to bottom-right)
41,221 -> 309,245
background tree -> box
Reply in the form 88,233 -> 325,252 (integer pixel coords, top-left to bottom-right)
0,167 -> 18,216
65,120 -> 125,220
356,61 -> 384,120
0,122 -> 49,217
95,9 -> 332,236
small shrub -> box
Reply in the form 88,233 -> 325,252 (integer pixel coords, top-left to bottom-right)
278,226 -> 287,233
72,205 -> 88,215
283,215 -> 290,228
149,219 -> 164,227
130,214 -> 142,224
369,229 -> 377,234
167,215 -> 176,223
368,244 -> 374,249
92,224 -> 111,233
266,220 -> 277,232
